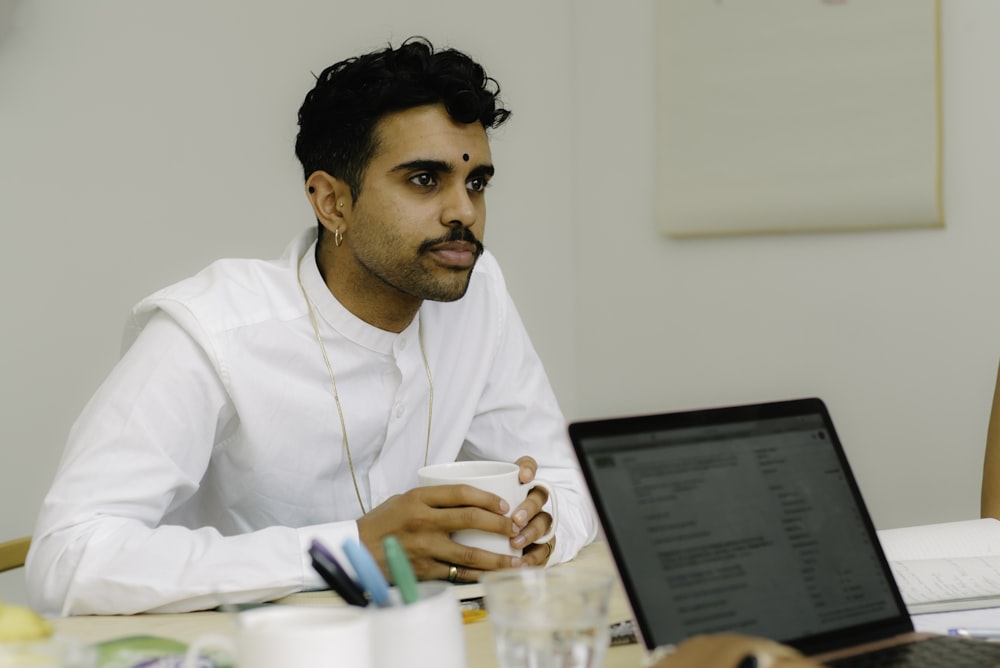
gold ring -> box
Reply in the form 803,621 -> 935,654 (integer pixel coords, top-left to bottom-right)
448,565 -> 459,583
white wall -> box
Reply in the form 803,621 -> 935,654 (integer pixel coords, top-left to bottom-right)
0,0 -> 577,605
2,0 -> 999,606
568,1 -> 1000,530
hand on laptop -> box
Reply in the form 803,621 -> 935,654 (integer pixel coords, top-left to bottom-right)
656,634 -> 821,668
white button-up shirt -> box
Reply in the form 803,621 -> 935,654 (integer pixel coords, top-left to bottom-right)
27,228 -> 598,615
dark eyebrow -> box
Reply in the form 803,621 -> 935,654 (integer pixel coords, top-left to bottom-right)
391,159 -> 495,179
469,164 -> 496,180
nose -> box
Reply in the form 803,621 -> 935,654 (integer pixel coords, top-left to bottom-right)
441,183 -> 478,229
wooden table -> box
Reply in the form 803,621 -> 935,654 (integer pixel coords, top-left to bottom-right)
52,542 -> 646,667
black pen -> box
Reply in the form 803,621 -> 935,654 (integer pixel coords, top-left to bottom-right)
308,538 -> 369,607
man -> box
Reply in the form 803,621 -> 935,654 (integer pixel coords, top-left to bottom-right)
22,38 -> 826,666
26,37 -> 598,615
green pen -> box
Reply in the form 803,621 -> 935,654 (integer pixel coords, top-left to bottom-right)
383,534 -> 421,605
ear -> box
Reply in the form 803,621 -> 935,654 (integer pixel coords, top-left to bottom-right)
305,171 -> 352,235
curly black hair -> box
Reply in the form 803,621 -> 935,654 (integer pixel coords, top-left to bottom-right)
295,36 -> 511,201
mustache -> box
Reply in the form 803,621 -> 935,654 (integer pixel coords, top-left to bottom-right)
418,227 -> 484,257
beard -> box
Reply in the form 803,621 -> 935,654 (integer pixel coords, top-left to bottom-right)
413,227 -> 485,301
354,225 -> 485,303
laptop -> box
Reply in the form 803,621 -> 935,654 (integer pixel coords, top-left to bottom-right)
568,398 -> 1000,666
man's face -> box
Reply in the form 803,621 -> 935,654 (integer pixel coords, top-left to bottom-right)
345,103 -> 493,303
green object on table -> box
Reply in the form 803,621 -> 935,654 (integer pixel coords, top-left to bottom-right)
383,535 -> 420,604
91,634 -> 233,668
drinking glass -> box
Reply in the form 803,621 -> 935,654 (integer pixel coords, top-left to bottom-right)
482,568 -> 613,668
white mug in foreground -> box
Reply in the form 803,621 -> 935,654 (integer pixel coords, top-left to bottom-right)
182,606 -> 372,668
417,460 -> 558,557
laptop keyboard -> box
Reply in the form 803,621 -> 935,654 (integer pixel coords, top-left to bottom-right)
825,636 -> 1000,667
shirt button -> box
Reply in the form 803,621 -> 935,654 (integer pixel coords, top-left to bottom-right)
394,404 -> 404,418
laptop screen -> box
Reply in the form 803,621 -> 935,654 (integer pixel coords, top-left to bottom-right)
570,398 -> 911,653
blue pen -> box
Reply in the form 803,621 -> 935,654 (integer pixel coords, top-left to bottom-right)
342,537 -> 391,607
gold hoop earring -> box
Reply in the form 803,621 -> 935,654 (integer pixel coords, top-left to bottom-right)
334,227 -> 344,247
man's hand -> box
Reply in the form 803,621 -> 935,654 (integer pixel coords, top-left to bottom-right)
511,456 -> 556,567
357,482 -> 520,583
655,634 -> 821,668
357,456 -> 558,582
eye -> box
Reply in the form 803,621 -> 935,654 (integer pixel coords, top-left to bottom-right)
467,175 -> 490,193
409,172 -> 438,188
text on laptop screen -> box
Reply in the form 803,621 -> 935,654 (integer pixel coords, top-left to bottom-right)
579,412 -> 901,647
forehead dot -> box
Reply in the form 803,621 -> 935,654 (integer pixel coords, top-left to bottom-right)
463,153 -> 470,162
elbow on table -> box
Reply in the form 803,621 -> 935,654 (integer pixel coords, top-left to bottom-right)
24,534 -> 82,617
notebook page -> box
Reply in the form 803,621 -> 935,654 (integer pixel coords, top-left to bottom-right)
877,518 -> 1000,561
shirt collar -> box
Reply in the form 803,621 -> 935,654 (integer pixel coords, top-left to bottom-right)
296,237 -> 420,356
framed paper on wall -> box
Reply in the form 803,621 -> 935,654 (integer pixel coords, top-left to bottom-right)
655,0 -> 942,237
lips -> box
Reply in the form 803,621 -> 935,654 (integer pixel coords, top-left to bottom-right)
427,241 -> 479,268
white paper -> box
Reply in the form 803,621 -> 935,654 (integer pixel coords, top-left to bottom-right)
878,518 -> 1000,561
875,519 -> 1000,614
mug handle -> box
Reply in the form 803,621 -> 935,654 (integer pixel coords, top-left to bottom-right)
522,479 -> 559,545
182,633 -> 236,668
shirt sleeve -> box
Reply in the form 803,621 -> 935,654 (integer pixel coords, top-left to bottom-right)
459,288 -> 600,565
25,311 -> 357,615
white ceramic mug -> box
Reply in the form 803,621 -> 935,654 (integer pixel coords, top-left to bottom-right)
417,460 -> 558,556
182,605 -> 372,668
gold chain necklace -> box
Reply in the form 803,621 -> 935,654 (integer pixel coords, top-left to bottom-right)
297,251 -> 434,515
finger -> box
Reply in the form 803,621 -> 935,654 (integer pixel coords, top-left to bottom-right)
430,504 -> 519,540
735,640 -> 803,665
441,562 -> 485,584
408,486 -> 519,539
737,653 -> 818,668
399,533 -> 518,580
511,485 -> 549,529
515,456 -> 538,484
416,483 -> 510,515
440,541 -> 521,573
520,539 -> 555,567
511,511 -> 553,550
663,635 -> 804,668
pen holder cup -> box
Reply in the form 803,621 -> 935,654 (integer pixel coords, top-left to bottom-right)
369,581 -> 466,668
